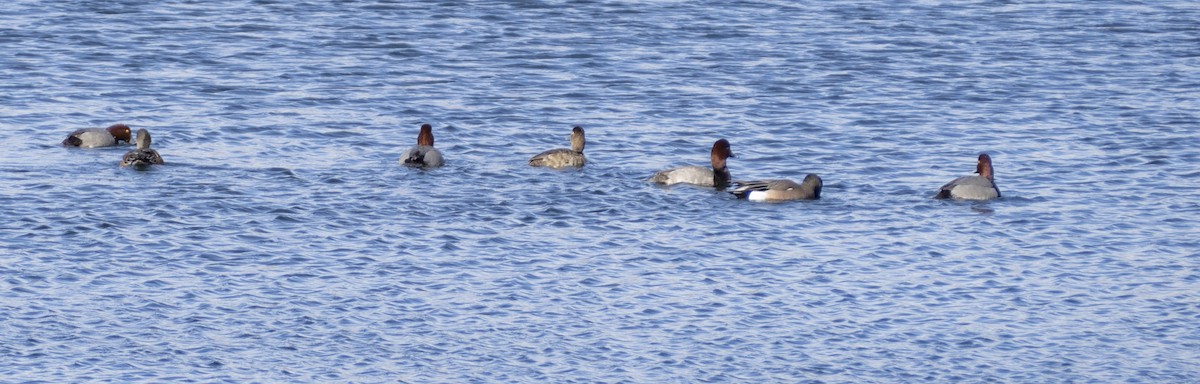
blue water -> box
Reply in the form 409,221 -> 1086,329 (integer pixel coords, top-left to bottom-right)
2,1 -> 1199,382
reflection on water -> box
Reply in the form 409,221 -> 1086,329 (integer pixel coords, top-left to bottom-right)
1,0 -> 1198,382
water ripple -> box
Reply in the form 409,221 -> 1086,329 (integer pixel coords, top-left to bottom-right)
2,0 -> 1199,382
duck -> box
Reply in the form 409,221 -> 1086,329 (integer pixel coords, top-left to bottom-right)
62,124 -> 133,148
934,153 -> 1000,200
399,123 -> 444,168
529,126 -> 586,168
731,174 -> 823,202
649,139 -> 735,188
120,128 -> 165,167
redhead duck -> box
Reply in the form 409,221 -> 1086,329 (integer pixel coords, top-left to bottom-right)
934,153 -> 1000,200
62,124 -> 132,148
120,128 -> 165,167
399,124 -> 444,168
649,139 -> 734,188
529,126 -> 586,168
731,174 -> 823,202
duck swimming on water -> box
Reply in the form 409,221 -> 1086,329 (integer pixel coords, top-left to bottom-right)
649,139 -> 735,189
400,123 -> 445,168
120,128 -> 165,167
934,153 -> 1000,200
529,126 -> 586,169
63,124 -> 132,148
731,174 -> 823,202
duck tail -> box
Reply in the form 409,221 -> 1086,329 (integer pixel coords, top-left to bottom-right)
403,149 -> 426,166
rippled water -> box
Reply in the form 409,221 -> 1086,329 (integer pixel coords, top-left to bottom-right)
2,1 -> 1199,382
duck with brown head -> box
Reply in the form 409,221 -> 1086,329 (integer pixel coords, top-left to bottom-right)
934,153 -> 1000,200
63,124 -> 133,148
400,123 -> 445,168
649,139 -> 735,189
529,126 -> 586,169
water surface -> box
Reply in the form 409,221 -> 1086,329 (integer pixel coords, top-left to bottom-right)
1,1 -> 1198,382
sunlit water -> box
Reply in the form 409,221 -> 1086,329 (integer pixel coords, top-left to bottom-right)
2,1 -> 1198,382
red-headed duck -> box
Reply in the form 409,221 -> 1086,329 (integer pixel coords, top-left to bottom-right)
649,139 -> 735,188
120,128 -> 164,167
529,126 -> 586,168
62,124 -> 132,148
934,153 -> 1000,200
399,123 -> 444,168
731,174 -> 823,202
